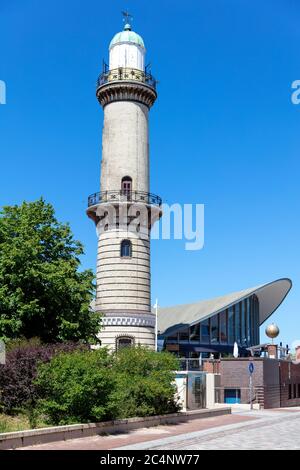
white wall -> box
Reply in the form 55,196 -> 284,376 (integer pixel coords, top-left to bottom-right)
109,43 -> 145,71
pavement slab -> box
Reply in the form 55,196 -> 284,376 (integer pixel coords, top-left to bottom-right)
18,413 -> 254,450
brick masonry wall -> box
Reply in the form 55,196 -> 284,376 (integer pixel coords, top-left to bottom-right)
263,359 -> 281,409
219,358 -> 300,408
280,361 -> 300,407
219,359 -> 265,406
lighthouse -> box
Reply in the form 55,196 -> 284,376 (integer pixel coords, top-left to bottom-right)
87,15 -> 161,350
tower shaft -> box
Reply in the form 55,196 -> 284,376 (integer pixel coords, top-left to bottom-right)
87,21 -> 161,350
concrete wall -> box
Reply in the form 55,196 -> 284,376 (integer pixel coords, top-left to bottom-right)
100,101 -> 149,193
206,373 -> 218,409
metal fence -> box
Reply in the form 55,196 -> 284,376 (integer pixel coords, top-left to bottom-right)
97,67 -> 157,90
178,358 -> 204,371
88,190 -> 162,207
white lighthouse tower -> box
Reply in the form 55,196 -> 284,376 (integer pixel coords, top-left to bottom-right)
87,15 -> 161,350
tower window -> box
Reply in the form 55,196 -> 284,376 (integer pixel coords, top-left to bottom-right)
117,336 -> 134,350
121,239 -> 132,257
121,176 -> 132,195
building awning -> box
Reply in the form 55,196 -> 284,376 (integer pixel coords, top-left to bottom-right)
157,278 -> 292,336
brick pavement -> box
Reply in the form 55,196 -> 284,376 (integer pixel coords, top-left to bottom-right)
119,408 -> 300,450
18,408 -> 300,451
19,413 -> 254,450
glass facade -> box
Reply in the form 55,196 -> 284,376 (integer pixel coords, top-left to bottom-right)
200,318 -> 210,344
228,306 -> 235,344
190,323 -> 200,342
164,294 -> 260,355
210,315 -> 219,344
220,310 -> 227,344
235,303 -> 241,344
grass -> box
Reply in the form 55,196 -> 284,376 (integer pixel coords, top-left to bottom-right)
0,413 -> 49,434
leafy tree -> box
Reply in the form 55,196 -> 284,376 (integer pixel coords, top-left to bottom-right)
0,199 -> 99,343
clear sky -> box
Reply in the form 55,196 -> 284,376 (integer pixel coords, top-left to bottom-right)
0,0 -> 299,348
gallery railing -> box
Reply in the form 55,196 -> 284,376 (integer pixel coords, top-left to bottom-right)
97,67 -> 157,90
177,359 -> 205,372
88,190 -> 162,207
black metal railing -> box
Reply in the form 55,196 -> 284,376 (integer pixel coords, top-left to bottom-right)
97,67 -> 157,90
178,358 -> 204,372
88,190 -> 162,207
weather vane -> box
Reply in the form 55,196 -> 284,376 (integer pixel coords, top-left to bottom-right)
122,10 -> 133,26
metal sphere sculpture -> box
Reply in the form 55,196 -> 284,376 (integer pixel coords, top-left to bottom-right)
265,323 -> 280,340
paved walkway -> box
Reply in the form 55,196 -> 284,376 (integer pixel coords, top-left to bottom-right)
19,408 -> 300,451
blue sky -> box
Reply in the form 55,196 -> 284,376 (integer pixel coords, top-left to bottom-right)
0,0 -> 299,347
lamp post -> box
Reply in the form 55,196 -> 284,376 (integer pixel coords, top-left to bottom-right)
154,298 -> 159,352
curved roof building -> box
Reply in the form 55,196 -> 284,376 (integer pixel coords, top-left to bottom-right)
157,278 -> 292,357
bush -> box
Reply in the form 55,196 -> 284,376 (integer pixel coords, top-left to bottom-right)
34,346 -> 180,425
0,339 -> 86,414
108,347 -> 180,418
35,349 -> 114,425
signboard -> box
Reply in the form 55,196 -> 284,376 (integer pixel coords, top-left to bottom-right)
248,362 -> 254,374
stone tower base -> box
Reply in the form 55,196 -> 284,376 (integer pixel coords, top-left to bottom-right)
97,312 -> 156,350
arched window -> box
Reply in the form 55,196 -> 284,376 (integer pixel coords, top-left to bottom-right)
120,239 -> 132,257
116,336 -> 134,350
121,176 -> 132,196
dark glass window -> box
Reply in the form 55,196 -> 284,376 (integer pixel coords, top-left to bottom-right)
178,328 -> 189,342
200,319 -> 210,344
289,384 -> 292,400
235,303 -> 241,344
247,297 -> 252,345
251,298 -> 256,345
190,323 -> 200,342
241,300 -> 247,346
166,333 -> 178,343
120,239 -> 132,257
252,296 -> 259,345
228,306 -> 235,344
121,176 -> 132,195
224,389 -> 241,404
117,337 -> 133,350
211,314 -> 219,344
220,310 -> 227,343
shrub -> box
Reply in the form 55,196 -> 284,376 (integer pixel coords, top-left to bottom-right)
35,346 -> 180,425
35,348 -> 114,425
108,347 -> 181,418
0,339 -> 86,414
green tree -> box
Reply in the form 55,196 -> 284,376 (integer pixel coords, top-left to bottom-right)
0,199 -> 99,343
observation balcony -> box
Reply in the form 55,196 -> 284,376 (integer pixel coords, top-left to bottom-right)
97,66 -> 157,91
87,190 -> 162,208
